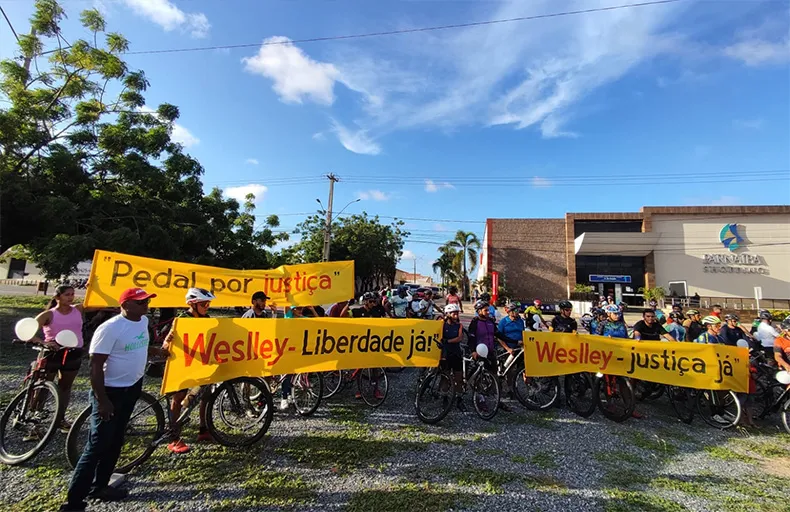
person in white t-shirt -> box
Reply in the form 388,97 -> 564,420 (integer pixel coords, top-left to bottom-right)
60,288 -> 168,512
755,311 -> 781,358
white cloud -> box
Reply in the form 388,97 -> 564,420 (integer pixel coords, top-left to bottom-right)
357,190 -> 390,201
122,0 -> 209,38
400,250 -> 416,261
245,158 -> 260,165
138,106 -> 199,148
424,180 -> 454,192
242,36 -> 340,105
531,177 -> 552,188
733,119 -> 764,130
224,184 -> 268,204
723,39 -> 790,67
331,120 -> 381,155
312,132 -> 326,141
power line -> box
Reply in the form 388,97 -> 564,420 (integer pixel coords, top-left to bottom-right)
123,0 -> 683,56
0,5 -> 19,42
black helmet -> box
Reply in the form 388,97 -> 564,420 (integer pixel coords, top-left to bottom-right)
782,317 -> 790,330
361,292 -> 377,302
505,303 -> 520,313
558,300 -> 572,310
759,311 -> 773,321
480,292 -> 491,302
724,313 -> 739,322
669,312 -> 682,320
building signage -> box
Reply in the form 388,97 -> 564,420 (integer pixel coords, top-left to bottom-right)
719,223 -> 743,252
702,254 -> 768,274
589,274 -> 631,284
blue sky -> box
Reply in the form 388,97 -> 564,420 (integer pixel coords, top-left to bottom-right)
2,0 -> 789,278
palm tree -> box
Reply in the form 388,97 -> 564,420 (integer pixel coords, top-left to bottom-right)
446,230 -> 481,299
432,245 -> 459,287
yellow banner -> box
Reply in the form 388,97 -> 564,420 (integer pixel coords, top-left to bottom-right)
84,250 -> 355,308
161,318 -> 442,393
523,332 -> 749,392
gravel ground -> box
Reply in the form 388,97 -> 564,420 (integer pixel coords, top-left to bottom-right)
1,305 -> 788,512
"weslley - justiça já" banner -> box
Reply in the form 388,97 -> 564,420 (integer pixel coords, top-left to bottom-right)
83,250 -> 355,308
523,331 -> 749,392
161,317 -> 443,393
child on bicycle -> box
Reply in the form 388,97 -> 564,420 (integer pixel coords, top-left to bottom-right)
161,287 -> 216,454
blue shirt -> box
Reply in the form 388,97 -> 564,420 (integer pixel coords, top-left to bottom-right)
665,323 -> 686,342
498,316 -> 525,347
695,332 -> 724,344
600,321 -> 628,339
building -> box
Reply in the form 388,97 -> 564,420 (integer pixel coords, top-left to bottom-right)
478,206 -> 790,304
0,249 -> 91,282
394,269 -> 434,286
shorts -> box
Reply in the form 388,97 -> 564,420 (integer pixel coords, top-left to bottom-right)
441,349 -> 463,372
44,347 -> 83,373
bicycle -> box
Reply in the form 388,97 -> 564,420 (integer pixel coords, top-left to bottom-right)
746,351 -> 790,433
322,368 -> 389,408
496,345 -> 559,411
0,340 -> 65,465
262,373 -> 324,416
415,349 -> 500,423
564,372 -> 635,422
696,388 -> 741,429
66,375 -> 273,473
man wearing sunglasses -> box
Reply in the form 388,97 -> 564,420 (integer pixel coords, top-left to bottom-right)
60,288 -> 166,511
633,309 -> 676,341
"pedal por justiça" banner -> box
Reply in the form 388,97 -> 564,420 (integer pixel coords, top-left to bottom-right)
523,332 -> 749,392
160,317 -> 442,393
84,250 -> 355,308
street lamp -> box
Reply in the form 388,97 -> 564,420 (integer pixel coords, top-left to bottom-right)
320,198 -> 361,261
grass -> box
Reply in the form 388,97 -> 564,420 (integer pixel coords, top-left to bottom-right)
703,445 -> 754,462
0,295 -> 52,309
474,448 -> 505,456
523,474 -> 568,492
451,466 -> 520,495
346,482 -> 471,512
623,431 -> 678,458
510,455 -> 528,464
594,450 -> 645,466
656,427 -> 695,443
602,468 -> 652,488
650,477 -> 716,500
530,451 -> 558,470
740,439 -> 788,459
211,470 -> 316,510
604,489 -> 688,512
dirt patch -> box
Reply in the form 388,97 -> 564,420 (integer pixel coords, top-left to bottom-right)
761,457 -> 790,478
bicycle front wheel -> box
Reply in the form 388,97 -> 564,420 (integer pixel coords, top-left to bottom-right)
667,386 -> 695,424
781,396 -> 790,434
357,368 -> 388,408
564,373 -> 596,418
292,373 -> 323,416
472,368 -> 500,421
322,371 -> 345,399
415,370 -> 454,424
514,372 -> 559,411
595,376 -> 635,423
697,390 -> 741,429
0,381 -> 61,465
207,378 -> 273,447
66,391 -> 165,473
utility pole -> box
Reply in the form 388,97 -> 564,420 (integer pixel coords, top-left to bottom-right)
413,257 -> 417,283
321,174 -> 338,261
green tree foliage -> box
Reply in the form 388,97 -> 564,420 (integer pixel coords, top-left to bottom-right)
0,1 -> 286,277
431,244 -> 459,287
444,231 -> 481,299
290,213 -> 408,292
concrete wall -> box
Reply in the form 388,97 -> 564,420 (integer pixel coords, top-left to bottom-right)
650,213 -> 790,299
489,219 -> 567,300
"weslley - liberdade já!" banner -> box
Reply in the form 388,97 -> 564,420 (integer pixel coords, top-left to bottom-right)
523,332 -> 749,392
84,250 -> 355,308
161,317 -> 443,393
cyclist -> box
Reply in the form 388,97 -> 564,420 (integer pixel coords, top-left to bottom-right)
773,317 -> 790,372
352,292 -> 384,318
327,300 -> 350,317
694,316 -> 725,344
441,304 -> 465,411
479,292 -> 498,321
525,299 -> 548,331
388,286 -> 412,319
588,307 -> 607,335
498,303 -> 525,365
671,303 -> 685,321
597,304 -> 628,338
665,312 -> 686,342
648,300 -> 666,324
683,309 -> 705,342
417,289 -> 439,320
241,291 -> 277,318
162,287 -> 216,454
720,313 -> 754,347
711,304 -> 723,318
755,311 -> 780,359
632,309 -> 675,341
29,284 -> 89,433
468,299 -> 511,411
550,300 -> 578,333
445,286 -> 464,313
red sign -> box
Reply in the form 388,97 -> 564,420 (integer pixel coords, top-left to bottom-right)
491,271 -> 499,304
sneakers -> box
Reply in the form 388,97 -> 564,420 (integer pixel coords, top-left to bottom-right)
167,439 -> 190,454
59,419 -> 72,434
354,392 -> 363,400
279,398 -> 292,411
88,486 -> 129,502
196,430 -> 214,443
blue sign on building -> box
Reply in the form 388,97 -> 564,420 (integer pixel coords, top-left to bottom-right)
589,274 -> 632,284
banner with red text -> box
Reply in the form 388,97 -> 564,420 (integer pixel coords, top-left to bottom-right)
523,331 -> 749,392
84,250 -> 354,308
161,317 -> 442,393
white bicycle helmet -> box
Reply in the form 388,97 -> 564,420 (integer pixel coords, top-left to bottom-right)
604,304 -> 620,314
444,304 -> 461,314
185,287 -> 216,304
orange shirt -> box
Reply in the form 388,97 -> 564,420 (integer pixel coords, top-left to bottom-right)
775,335 -> 790,362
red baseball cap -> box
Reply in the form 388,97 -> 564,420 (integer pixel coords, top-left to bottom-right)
119,288 -> 157,304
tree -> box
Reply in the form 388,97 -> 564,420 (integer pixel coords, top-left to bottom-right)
290,212 -> 408,293
445,230 -> 481,299
431,245 -> 458,287
0,1 -> 284,277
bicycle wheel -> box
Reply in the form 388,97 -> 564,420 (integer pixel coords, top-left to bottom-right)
595,376 -> 635,423
697,390 -> 741,429
206,378 -> 273,447
634,381 -> 664,402
752,382 -> 786,419
66,392 -> 165,473
357,368 -> 388,408
415,370 -> 455,424
292,373 -> 323,416
781,396 -> 790,434
322,371 -> 344,399
564,373 -> 596,418
667,386 -> 695,424
514,371 -> 559,411
472,368 -> 500,421
0,381 -> 61,465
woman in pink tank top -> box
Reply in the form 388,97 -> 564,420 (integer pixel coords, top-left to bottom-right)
445,285 -> 464,313
32,284 -> 88,432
